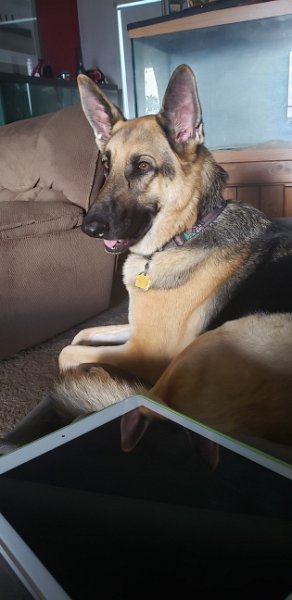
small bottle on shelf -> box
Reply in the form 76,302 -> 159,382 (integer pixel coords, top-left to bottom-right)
32,58 -> 44,77
26,58 -> 33,76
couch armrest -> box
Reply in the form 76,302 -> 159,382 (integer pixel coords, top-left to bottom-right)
37,105 -> 102,211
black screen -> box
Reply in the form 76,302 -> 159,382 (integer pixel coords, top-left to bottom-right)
1,417 -> 292,600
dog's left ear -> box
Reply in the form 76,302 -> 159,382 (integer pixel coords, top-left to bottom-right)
120,407 -> 153,452
158,64 -> 204,152
77,74 -> 125,150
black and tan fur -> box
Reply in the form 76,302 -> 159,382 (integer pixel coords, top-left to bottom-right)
3,65 -> 292,455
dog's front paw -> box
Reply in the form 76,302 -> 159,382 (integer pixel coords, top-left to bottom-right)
58,345 -> 82,372
72,327 -> 100,346
58,344 -> 102,372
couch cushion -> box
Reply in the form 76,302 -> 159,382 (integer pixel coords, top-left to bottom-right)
0,106 -> 101,211
0,186 -> 68,202
0,201 -> 84,239
0,113 -> 49,192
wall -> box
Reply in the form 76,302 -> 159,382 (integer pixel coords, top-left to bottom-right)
77,0 -> 162,95
77,0 -> 121,87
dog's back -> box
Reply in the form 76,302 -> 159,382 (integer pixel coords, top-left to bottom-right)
197,204 -> 292,331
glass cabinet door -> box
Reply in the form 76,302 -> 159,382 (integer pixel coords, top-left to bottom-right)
0,0 -> 40,75
131,9 -> 292,151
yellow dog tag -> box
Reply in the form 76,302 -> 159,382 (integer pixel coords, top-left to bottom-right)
135,272 -> 151,291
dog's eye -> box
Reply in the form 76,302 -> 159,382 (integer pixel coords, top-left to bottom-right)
138,161 -> 151,173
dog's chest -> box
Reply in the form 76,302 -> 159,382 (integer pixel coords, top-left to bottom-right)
128,280 -> 213,363
123,252 -> 167,290
123,247 -> 250,360
123,252 -> 215,358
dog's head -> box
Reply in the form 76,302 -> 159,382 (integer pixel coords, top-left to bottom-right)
77,64 -> 215,256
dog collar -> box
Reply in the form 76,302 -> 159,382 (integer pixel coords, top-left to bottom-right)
135,201 -> 227,291
160,201 -> 227,251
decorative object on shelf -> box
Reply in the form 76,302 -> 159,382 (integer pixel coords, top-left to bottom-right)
182,0 -> 269,9
86,67 -> 108,85
31,58 -> 53,78
32,58 -> 44,77
169,2 -> 182,12
182,0 -> 221,8
58,71 -> 71,80
42,64 -> 53,78
182,1 -> 194,9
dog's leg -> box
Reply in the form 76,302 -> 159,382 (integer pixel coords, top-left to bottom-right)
148,314 -> 292,444
72,323 -> 130,346
122,314 -> 292,452
59,324 -> 136,376
58,340 -> 140,376
58,333 -> 168,383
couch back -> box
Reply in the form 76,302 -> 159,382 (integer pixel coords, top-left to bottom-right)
0,105 -> 103,210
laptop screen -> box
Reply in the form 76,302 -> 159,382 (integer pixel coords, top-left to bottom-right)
1,397 -> 292,599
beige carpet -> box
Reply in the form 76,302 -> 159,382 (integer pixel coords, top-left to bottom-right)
0,300 -> 128,437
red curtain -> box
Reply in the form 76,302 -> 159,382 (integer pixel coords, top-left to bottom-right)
36,0 -> 81,79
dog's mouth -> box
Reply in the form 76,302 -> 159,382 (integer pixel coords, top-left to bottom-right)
82,203 -> 159,254
103,238 -> 136,254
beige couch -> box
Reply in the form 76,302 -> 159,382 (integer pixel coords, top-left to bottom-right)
0,105 -> 115,359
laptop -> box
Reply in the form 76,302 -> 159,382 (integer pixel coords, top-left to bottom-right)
1,395 -> 291,599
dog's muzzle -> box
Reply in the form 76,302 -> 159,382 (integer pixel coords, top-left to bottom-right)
81,219 -> 136,254
81,200 -> 159,254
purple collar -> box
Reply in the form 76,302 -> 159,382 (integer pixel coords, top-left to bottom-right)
134,202 -> 227,291
160,202 -> 227,251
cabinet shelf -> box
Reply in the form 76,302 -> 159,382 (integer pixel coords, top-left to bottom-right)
128,0 -> 292,38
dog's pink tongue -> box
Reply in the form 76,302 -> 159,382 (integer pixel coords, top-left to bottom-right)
104,240 -> 118,250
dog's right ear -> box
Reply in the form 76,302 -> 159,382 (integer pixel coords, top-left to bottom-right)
77,74 -> 126,150
158,64 -> 204,154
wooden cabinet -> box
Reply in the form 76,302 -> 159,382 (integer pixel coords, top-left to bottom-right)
213,148 -> 292,217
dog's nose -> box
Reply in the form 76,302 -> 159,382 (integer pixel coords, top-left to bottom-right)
81,220 -> 109,238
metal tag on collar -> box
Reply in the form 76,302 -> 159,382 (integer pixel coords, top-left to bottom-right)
135,273 -> 151,290
183,223 -> 204,241
135,261 -> 151,291
183,230 -> 198,241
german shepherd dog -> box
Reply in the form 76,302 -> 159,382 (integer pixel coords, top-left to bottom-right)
3,64 -> 292,457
